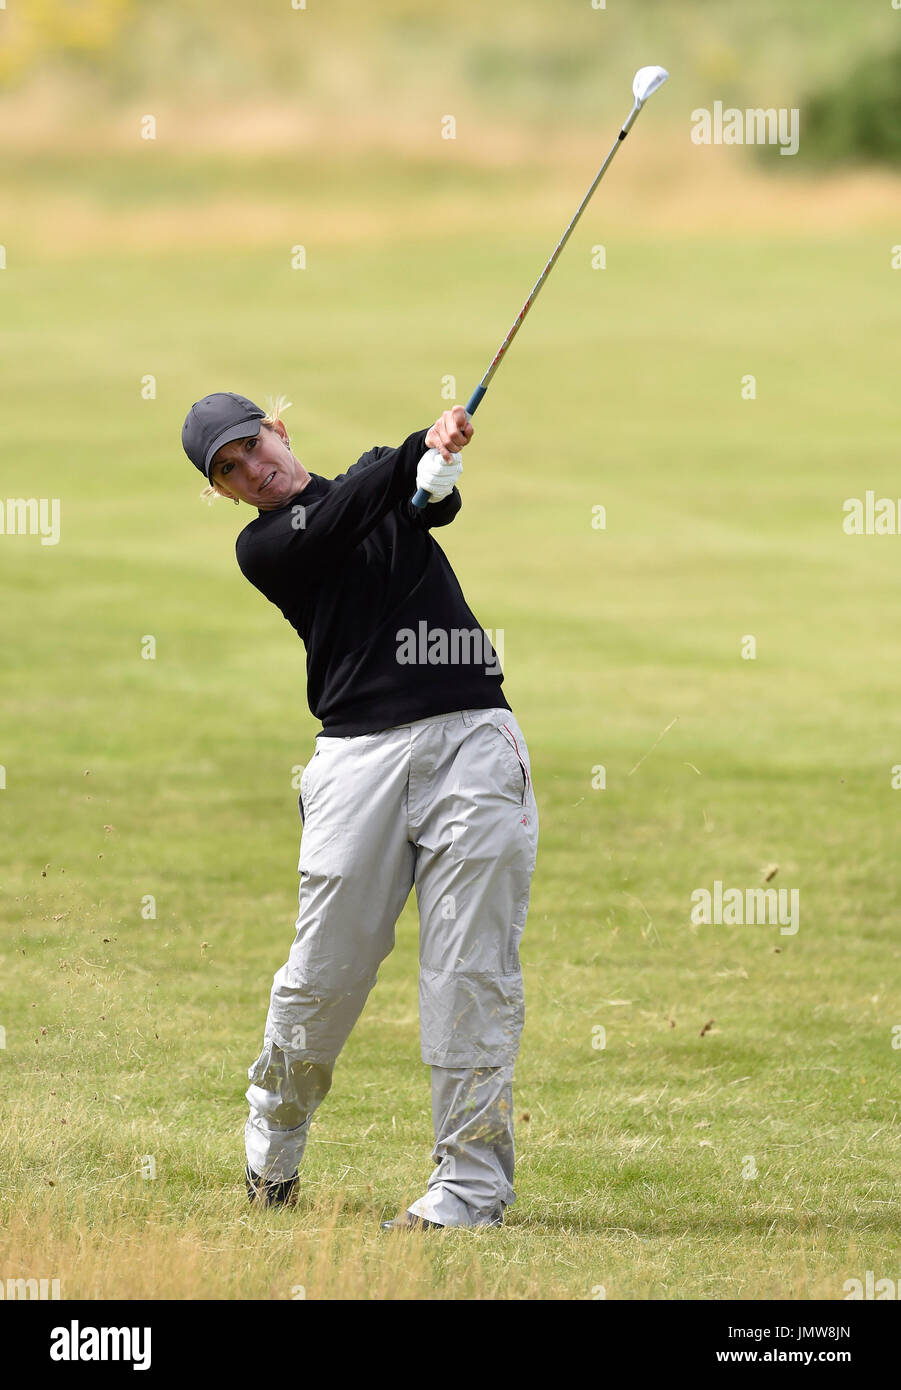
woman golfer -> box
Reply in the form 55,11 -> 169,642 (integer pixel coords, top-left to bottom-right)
182,391 -> 538,1230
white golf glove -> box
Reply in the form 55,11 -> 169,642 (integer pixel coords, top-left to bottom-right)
415,447 -> 463,503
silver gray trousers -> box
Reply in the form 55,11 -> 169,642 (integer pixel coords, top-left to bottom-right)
244,706 -> 539,1227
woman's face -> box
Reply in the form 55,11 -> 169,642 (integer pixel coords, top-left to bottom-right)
209,419 -> 308,510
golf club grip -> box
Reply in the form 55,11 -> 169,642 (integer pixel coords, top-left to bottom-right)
411,385 -> 486,509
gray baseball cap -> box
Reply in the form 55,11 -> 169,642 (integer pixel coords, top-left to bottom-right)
182,392 -> 266,479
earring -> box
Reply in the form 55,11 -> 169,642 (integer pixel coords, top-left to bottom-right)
233,497 -> 240,506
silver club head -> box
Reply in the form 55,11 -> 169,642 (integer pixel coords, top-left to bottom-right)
632,65 -> 669,106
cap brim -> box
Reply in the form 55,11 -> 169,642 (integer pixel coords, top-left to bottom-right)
204,417 -> 264,478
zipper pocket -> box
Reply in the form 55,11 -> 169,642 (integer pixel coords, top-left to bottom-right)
499,722 -> 530,805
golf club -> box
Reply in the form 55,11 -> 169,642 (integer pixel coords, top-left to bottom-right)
411,63 -> 669,508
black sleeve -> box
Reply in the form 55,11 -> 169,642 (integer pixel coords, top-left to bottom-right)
402,486 -> 462,530
237,426 -> 430,587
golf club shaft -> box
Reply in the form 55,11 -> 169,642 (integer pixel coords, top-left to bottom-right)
411,96 -> 643,508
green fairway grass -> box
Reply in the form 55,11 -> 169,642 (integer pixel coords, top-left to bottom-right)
2,135 -> 900,1299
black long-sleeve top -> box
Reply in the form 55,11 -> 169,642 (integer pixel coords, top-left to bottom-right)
235,426 -> 509,736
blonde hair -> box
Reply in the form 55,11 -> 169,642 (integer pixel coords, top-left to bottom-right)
201,394 -> 293,504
